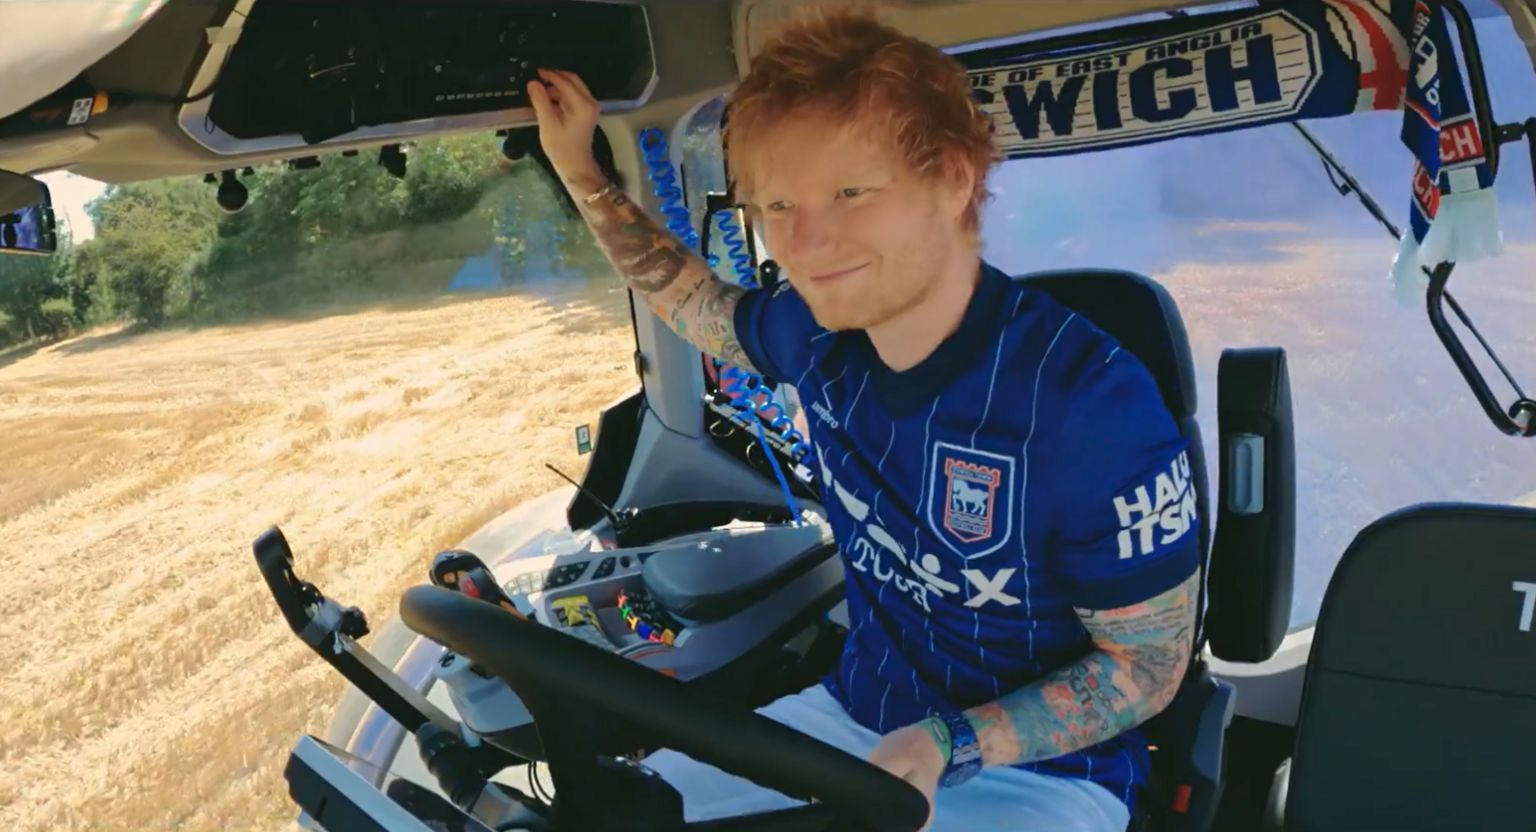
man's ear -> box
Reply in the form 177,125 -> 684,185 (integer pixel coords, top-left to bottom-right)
940,158 -> 976,213
942,164 -> 976,225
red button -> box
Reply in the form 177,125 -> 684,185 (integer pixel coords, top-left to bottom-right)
458,574 -> 481,598
1172,784 -> 1192,814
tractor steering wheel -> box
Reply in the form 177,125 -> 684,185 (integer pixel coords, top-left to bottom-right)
399,585 -> 930,832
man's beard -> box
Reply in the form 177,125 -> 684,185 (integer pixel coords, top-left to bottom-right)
799,244 -> 948,333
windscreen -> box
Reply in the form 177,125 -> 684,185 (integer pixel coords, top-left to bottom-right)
0,132 -> 632,829
979,10 -> 1536,626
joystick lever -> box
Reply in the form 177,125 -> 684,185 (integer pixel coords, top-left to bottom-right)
430,550 -> 526,619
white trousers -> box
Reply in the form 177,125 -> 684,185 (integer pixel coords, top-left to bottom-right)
641,684 -> 1131,831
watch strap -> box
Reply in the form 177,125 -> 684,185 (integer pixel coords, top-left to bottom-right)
937,711 -> 982,788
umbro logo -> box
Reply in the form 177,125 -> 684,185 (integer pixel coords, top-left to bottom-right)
810,402 -> 841,429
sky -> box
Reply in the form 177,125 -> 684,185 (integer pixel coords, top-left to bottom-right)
39,170 -> 107,243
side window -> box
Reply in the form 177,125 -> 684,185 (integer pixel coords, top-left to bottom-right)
980,14 -> 1536,627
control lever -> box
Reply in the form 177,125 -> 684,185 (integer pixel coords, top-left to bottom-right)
545,463 -> 633,539
254,527 -> 532,813
255,527 -> 463,737
431,549 -> 526,619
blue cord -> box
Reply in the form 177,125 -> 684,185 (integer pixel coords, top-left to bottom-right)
719,364 -> 809,459
754,417 -> 804,522
708,209 -> 806,453
714,211 -> 758,288
636,127 -> 806,521
637,128 -> 700,251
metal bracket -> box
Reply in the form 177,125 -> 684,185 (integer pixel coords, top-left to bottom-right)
1426,263 -> 1536,436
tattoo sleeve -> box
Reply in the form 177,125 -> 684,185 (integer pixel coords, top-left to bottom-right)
964,570 -> 1198,767
575,186 -> 758,370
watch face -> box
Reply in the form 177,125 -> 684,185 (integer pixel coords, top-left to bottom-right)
943,713 -> 981,760
939,711 -> 982,788
954,739 -> 981,763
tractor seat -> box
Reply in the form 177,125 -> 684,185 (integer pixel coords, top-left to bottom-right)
1265,504 -> 1536,832
1021,269 -> 1296,832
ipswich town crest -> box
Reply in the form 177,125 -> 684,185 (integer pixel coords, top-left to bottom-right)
926,442 -> 1015,559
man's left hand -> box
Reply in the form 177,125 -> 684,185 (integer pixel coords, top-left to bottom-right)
867,721 -> 946,830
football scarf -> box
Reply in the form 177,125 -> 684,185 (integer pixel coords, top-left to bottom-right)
961,0 -> 1503,291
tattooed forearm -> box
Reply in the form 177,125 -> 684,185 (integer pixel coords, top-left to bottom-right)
696,282 -> 754,368
965,570 -> 1198,766
575,185 -> 757,370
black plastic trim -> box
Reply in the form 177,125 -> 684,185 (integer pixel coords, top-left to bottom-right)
568,390 -> 645,531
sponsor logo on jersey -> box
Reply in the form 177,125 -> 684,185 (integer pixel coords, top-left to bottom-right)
1113,450 -> 1197,559
819,443 -> 1022,611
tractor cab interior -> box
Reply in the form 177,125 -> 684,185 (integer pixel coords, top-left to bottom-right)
5,0 -> 1536,831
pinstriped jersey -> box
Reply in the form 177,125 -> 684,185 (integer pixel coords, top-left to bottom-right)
733,262 -> 1200,813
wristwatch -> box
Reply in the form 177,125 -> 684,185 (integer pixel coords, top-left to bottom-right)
937,711 -> 982,788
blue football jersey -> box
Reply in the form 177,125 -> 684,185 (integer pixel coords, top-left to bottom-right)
733,261 -> 1200,813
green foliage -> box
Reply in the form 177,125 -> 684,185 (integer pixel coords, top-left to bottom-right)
0,131 -> 613,348
402,135 -> 498,224
35,297 -> 76,340
79,177 -> 223,326
0,230 -> 72,343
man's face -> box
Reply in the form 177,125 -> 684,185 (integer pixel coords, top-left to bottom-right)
742,114 -> 971,332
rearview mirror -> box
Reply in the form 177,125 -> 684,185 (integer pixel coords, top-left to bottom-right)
0,170 -> 59,256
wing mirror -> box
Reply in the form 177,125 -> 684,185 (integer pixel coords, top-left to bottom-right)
0,170 -> 59,256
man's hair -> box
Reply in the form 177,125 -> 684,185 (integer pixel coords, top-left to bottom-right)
724,6 -> 999,233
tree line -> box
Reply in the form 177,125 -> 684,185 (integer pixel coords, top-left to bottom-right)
0,133 -> 601,349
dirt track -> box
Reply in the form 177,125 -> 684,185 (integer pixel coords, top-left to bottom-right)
0,284 -> 634,831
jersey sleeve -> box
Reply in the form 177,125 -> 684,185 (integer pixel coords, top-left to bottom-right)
731,281 -> 826,383
1048,345 -> 1201,611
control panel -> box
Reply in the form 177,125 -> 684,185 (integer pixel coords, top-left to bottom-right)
430,521 -> 845,743
503,552 -> 647,597
491,544 -> 657,655
203,0 -> 655,145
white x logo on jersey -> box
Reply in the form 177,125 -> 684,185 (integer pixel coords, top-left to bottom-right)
962,568 -> 1021,608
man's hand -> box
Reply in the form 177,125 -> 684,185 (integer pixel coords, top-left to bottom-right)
868,721 -> 946,831
525,68 -> 604,191
521,69 -> 757,370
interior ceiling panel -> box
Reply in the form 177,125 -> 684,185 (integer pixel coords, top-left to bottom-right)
0,0 -> 1530,184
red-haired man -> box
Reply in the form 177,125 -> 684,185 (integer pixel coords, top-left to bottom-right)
527,9 -> 1198,831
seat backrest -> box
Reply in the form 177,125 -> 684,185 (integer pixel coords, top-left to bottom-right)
1019,270 -> 1297,662
1016,269 -> 1211,558
1286,504 -> 1536,832
1018,269 -> 1221,832
1019,269 -> 1300,832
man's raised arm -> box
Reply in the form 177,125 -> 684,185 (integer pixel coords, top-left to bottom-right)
526,68 -> 756,371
